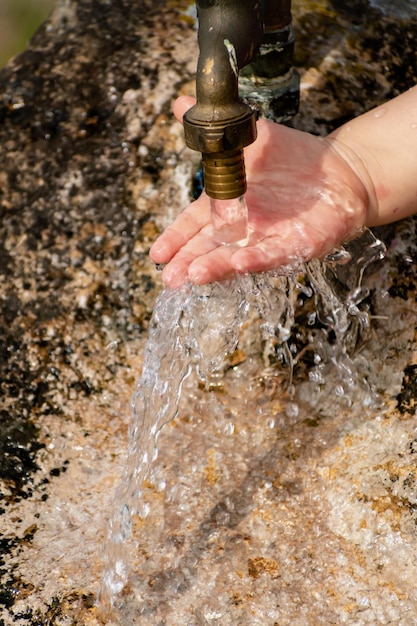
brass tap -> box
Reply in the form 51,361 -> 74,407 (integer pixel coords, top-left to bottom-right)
183,0 -> 299,200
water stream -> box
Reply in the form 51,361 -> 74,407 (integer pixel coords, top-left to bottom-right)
210,196 -> 249,244
97,226 -> 386,621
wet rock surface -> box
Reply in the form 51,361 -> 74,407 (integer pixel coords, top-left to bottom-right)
0,0 -> 416,624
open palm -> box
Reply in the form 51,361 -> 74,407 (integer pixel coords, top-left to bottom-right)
150,96 -> 370,287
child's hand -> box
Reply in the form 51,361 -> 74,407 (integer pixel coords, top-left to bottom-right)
152,89 -> 417,287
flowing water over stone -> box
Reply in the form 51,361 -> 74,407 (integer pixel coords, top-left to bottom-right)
98,229 -> 387,622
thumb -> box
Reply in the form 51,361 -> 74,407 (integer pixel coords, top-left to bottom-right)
173,95 -> 196,124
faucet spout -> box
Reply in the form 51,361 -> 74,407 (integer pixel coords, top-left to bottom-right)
183,0 -> 262,200
192,0 -> 263,115
183,0 -> 299,200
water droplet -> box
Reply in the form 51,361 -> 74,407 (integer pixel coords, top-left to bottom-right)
348,285 -> 370,306
373,107 -> 387,118
324,247 -> 352,265
285,402 -> 299,418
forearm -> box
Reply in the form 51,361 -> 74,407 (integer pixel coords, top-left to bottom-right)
328,85 -> 417,227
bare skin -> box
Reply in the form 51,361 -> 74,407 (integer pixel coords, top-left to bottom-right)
150,86 -> 417,287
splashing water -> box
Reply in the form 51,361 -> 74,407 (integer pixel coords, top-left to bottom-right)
98,278 -> 251,617
98,228 -> 386,619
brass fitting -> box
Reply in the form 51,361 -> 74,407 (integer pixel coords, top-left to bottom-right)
200,149 -> 247,199
183,108 -> 257,199
183,0 -> 262,200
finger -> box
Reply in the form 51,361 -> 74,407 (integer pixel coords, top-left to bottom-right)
173,95 -> 196,124
230,235 -> 310,274
188,245 -> 239,285
161,230 -> 241,287
160,224 -> 224,287
149,193 -> 211,264
161,251 -> 193,288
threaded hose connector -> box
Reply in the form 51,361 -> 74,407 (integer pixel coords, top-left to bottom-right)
202,149 -> 246,200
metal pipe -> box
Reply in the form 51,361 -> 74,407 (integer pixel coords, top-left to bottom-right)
240,0 -> 299,121
263,0 -> 291,31
183,0 -> 299,199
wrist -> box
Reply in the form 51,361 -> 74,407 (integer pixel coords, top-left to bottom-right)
325,133 -> 379,229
